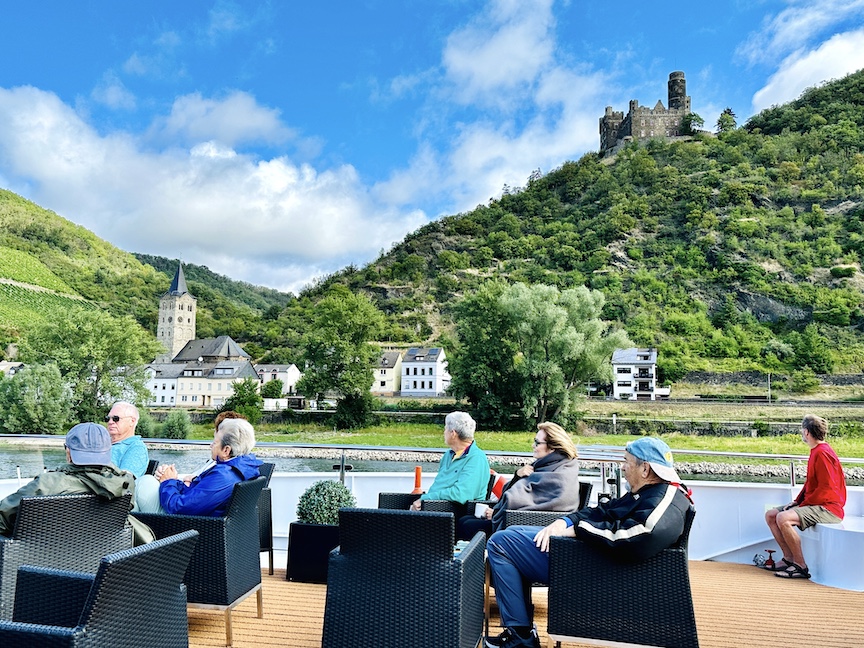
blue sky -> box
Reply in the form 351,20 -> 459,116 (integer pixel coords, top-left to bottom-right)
1,0 -> 863,293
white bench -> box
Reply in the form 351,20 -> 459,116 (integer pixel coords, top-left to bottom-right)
798,516 -> 864,591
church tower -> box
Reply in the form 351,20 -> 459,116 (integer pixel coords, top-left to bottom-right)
155,262 -> 197,363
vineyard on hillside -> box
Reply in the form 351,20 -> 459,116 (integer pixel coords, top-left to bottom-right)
0,283 -> 94,330
0,247 -> 76,294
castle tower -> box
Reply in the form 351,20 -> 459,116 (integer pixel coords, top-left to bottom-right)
668,71 -> 690,112
155,262 -> 197,363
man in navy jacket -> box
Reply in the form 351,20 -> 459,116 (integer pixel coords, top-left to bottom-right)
485,437 -> 693,648
135,418 -> 261,516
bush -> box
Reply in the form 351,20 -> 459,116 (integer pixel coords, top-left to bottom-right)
136,410 -> 156,438
331,392 -> 380,429
830,265 -> 856,278
161,409 -> 192,439
296,480 -> 357,525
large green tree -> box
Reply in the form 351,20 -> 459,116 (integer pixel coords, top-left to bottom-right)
451,282 -> 631,427
221,376 -> 265,424
447,280 -> 523,429
296,287 -> 384,427
20,308 -> 162,422
0,363 -> 72,434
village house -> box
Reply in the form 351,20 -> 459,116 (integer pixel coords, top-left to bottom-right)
610,348 -> 670,400
400,347 -> 450,397
370,350 -> 402,396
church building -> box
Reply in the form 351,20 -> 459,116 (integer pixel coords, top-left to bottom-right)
146,263 -> 258,408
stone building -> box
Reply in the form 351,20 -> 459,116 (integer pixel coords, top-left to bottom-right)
154,263 -> 197,363
600,71 -> 691,155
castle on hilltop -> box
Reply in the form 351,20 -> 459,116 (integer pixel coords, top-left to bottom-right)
600,71 -> 691,155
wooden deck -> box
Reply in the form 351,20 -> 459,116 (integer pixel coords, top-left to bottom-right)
188,560 -> 864,647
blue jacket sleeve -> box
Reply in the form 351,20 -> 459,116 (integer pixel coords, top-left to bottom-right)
158,466 -> 240,516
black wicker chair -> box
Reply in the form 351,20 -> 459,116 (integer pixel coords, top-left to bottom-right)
145,459 -> 159,475
258,463 -> 275,575
0,529 -> 198,647
0,493 -> 133,621
546,505 -> 698,648
134,476 -> 266,647
322,508 -> 486,648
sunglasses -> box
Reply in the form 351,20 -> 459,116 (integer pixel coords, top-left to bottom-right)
104,415 -> 128,423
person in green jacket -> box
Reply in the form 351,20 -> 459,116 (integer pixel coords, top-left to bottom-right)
410,411 -> 490,510
0,422 -> 135,536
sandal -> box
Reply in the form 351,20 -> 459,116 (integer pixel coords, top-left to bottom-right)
774,562 -> 811,579
762,558 -> 793,572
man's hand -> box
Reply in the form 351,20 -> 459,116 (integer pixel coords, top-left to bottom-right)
158,464 -> 179,483
409,498 -> 422,511
533,518 -> 574,552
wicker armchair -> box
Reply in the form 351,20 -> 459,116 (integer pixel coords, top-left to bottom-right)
258,463 -> 275,575
134,476 -> 266,647
322,508 -> 486,648
546,505 -> 698,648
0,530 -> 198,648
0,493 -> 133,620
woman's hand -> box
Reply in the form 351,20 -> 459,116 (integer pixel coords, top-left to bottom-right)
485,506 -> 494,520
158,464 -> 178,483
515,464 -> 534,478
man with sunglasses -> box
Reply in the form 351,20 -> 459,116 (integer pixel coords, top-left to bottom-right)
106,401 -> 149,478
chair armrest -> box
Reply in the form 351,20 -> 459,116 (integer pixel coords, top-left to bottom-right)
13,566 -> 94,627
504,509 -> 569,528
452,531 -> 485,568
0,620 -> 79,644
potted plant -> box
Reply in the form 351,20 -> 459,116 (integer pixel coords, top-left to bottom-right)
287,479 -> 356,583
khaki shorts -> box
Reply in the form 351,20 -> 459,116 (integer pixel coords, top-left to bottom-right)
776,504 -> 841,530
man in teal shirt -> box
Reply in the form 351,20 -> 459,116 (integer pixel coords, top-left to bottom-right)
410,411 -> 490,509
106,401 -> 149,478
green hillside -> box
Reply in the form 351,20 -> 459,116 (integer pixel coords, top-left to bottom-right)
2,69 -> 864,380
0,190 -> 292,352
285,69 -> 864,379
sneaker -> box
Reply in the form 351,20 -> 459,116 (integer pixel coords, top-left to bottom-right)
485,627 -> 540,648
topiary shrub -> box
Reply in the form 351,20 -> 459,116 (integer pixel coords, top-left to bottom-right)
296,480 -> 357,525
136,410 -> 156,438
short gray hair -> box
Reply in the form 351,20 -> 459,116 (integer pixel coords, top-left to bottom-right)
217,418 -> 256,456
112,401 -> 139,424
445,411 -> 476,440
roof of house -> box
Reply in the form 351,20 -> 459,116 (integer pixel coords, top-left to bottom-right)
149,360 -> 257,380
377,351 -> 402,368
254,364 -> 298,372
611,348 -> 657,365
173,336 -> 250,362
403,347 -> 444,363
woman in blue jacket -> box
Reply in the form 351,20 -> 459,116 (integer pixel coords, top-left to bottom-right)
136,418 -> 262,516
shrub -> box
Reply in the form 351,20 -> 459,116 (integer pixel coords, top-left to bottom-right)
136,410 -> 156,438
830,265 -> 856,278
296,480 -> 357,525
161,409 -> 192,439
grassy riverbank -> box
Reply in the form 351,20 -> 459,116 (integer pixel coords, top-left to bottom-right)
187,420 -> 864,461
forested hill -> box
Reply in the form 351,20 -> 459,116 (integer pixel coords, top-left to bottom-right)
298,69 -> 864,380
0,190 -> 292,346
3,70 -> 864,379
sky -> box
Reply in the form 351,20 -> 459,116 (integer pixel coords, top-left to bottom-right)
1,0 -> 863,294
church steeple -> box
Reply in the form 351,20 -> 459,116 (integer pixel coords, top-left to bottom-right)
155,261 -> 197,363
168,262 -> 189,295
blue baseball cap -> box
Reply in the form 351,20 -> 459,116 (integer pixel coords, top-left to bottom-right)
66,423 -> 113,467
625,437 -> 680,482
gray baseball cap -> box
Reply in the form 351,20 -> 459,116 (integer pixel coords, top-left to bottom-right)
66,423 -> 113,466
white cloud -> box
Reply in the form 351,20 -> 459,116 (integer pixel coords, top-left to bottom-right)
738,0 -> 864,66
0,85 -> 426,293
148,91 -> 296,147
752,28 -> 864,111
91,72 -> 137,111
442,0 -> 556,106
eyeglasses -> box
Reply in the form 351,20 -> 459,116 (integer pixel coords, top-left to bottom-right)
533,439 -> 547,446
104,415 -> 128,423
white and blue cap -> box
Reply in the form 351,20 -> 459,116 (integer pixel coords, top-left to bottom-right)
66,423 -> 113,467
626,437 -> 680,483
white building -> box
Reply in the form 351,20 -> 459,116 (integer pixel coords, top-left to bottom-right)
400,347 -> 450,397
371,351 -> 402,395
0,361 -> 24,377
611,348 -> 670,400
255,364 -> 301,394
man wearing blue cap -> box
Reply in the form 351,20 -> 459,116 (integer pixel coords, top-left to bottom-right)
0,422 -> 135,536
485,436 -> 694,648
